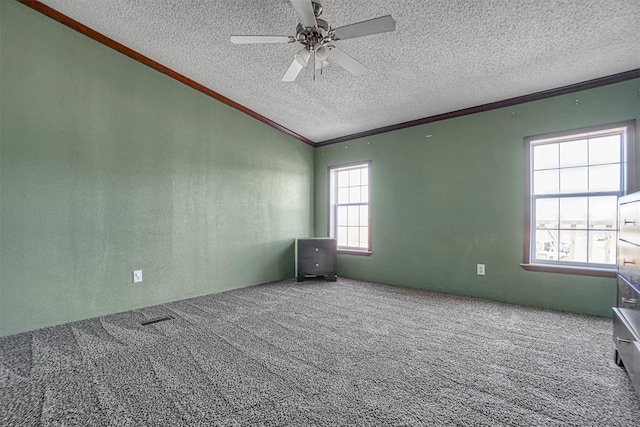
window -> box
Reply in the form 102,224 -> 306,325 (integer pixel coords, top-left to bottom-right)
329,161 -> 371,254
524,121 -> 634,275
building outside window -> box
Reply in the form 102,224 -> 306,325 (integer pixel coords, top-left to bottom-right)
328,161 -> 371,253
524,121 -> 634,273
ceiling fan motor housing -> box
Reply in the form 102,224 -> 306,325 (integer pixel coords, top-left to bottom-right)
296,19 -> 331,47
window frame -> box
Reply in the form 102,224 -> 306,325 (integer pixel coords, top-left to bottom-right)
522,120 -> 635,277
327,160 -> 373,256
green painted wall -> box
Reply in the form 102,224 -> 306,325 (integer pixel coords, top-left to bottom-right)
2,2 -> 638,338
315,79 -> 640,317
0,1 -> 314,337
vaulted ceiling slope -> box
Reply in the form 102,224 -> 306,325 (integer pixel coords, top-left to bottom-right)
27,0 -> 640,145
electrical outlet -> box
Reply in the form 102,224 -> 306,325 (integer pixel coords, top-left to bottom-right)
133,270 -> 143,283
477,264 -> 485,276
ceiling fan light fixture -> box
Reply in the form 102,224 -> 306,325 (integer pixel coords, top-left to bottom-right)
315,45 -> 330,62
294,49 -> 311,66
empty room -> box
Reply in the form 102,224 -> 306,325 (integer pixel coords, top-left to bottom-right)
2,0 -> 640,425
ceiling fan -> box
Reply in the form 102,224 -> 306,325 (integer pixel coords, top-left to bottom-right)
230,0 -> 396,82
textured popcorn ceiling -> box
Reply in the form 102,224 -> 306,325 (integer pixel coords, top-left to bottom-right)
38,0 -> 640,143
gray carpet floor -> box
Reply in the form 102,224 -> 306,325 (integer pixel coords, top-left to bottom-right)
1,277 -> 639,426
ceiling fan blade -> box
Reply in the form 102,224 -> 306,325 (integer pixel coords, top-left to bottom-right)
282,60 -> 304,82
327,47 -> 367,76
332,15 -> 396,40
282,48 -> 311,82
290,0 -> 317,28
230,35 -> 293,44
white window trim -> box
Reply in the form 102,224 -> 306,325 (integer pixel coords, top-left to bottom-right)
328,161 -> 372,255
522,120 -> 635,277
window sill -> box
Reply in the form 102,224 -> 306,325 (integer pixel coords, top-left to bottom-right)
337,249 -> 373,257
520,263 -> 616,278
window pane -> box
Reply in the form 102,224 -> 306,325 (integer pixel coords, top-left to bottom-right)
337,170 -> 350,187
589,196 -> 617,229
589,135 -> 620,165
338,188 -> 349,204
535,230 -> 559,260
359,227 -> 369,248
347,227 -> 359,247
349,169 -> 361,186
560,140 -> 588,168
337,206 -> 348,226
559,167 -> 588,194
533,143 -> 559,170
533,169 -> 559,195
589,164 -> 620,192
349,186 -> 361,203
559,230 -> 588,262
361,186 -> 369,203
359,206 -> 369,226
535,198 -> 559,229
348,206 -> 359,226
559,197 -> 587,229
337,227 -> 348,247
361,169 -> 369,186
589,231 -> 616,264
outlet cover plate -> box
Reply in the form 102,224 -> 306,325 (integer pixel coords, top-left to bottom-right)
133,270 -> 143,283
477,264 -> 485,276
